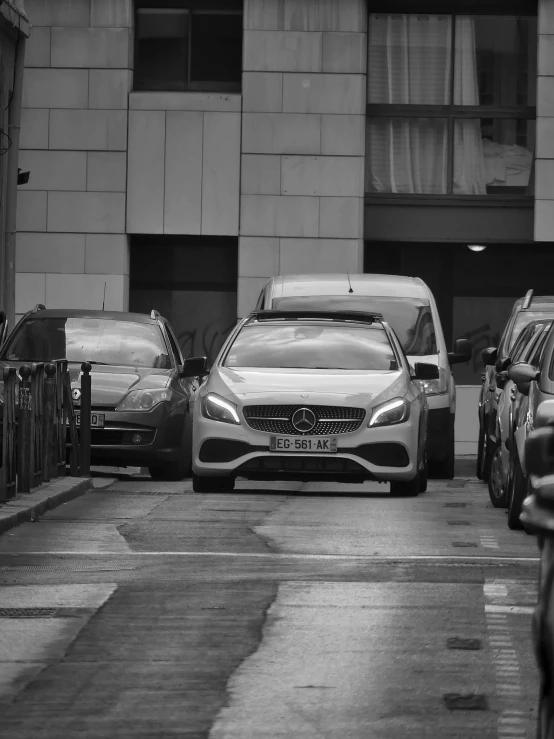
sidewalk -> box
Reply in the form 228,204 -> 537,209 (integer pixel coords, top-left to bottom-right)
0,477 -> 92,536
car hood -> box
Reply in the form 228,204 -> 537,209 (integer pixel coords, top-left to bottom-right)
207,367 -> 410,407
0,360 -> 172,407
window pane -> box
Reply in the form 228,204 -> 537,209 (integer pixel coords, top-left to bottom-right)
191,12 -> 242,85
453,119 -> 535,194
366,118 -> 447,194
368,14 -> 452,104
454,16 -> 537,106
135,9 -> 189,91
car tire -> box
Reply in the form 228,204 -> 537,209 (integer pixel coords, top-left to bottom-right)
488,442 -> 508,508
507,449 -> 526,530
390,472 -> 420,497
430,415 -> 455,480
192,472 -> 235,493
476,421 -> 486,480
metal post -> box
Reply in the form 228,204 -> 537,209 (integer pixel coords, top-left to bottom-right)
42,363 -> 57,483
80,362 -> 92,476
0,366 -> 16,502
17,364 -> 32,493
31,362 -> 44,487
54,360 -> 68,477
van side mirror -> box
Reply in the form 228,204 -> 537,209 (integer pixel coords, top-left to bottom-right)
507,362 -> 540,396
449,338 -> 472,365
481,346 -> 498,367
180,356 -> 209,378
413,362 -> 439,381
495,356 -> 511,373
496,371 -> 509,390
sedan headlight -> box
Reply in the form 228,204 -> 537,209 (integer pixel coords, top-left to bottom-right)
420,367 -> 448,396
368,398 -> 410,427
201,393 -> 241,425
116,388 -> 173,412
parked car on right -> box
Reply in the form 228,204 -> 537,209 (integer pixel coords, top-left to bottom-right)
478,291 -> 554,480
487,319 -> 553,509
506,321 -> 554,528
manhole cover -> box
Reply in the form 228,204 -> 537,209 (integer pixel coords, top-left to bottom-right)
447,521 -> 470,526
0,607 -> 59,618
0,565 -> 136,573
444,502 -> 467,508
447,637 -> 482,650
443,693 -> 488,711
453,542 -> 478,547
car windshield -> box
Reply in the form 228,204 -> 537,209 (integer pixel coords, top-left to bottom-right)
2,317 -> 172,369
509,310 -> 554,352
224,322 -> 398,371
272,295 -> 436,356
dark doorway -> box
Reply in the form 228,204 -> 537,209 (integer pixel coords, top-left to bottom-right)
364,241 -> 554,384
129,235 -> 238,364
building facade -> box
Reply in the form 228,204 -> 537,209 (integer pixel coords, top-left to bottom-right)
14,0 -> 554,450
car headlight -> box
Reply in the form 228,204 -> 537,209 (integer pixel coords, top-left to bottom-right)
116,388 -> 173,411
368,398 -> 410,427
420,367 -> 448,396
201,393 -> 241,425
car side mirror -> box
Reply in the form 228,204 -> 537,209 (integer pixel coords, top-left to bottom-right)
496,371 -> 509,390
481,346 -> 498,367
495,356 -> 511,373
507,362 -> 540,396
180,356 -> 209,378
448,338 -> 472,365
413,362 -> 440,381
526,427 -> 554,478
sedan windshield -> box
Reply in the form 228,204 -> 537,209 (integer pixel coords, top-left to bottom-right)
2,317 -> 171,369
224,323 -> 398,371
272,296 -> 437,356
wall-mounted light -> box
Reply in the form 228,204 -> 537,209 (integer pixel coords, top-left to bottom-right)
467,244 -> 487,252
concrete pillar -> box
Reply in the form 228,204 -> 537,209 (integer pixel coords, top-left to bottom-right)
238,0 -> 367,316
536,0 -> 554,239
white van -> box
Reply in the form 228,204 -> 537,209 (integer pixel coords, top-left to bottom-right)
255,274 -> 471,478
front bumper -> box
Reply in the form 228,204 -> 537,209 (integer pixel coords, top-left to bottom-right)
193,408 -> 419,482
75,403 -> 184,466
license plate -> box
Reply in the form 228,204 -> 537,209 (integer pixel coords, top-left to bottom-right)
270,436 -> 337,453
75,412 -> 105,428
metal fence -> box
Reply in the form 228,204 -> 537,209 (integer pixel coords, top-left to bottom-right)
0,361 -> 91,503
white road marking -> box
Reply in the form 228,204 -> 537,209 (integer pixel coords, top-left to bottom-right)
0,551 -> 541,562
485,605 -> 535,615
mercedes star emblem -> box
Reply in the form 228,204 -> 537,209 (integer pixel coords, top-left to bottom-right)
291,407 -> 316,433
72,388 -> 81,401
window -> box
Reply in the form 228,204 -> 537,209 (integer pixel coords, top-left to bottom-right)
366,7 -> 537,197
224,324 -> 398,371
134,1 -> 243,92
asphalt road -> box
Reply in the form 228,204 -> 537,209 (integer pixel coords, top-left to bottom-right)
0,466 -> 541,739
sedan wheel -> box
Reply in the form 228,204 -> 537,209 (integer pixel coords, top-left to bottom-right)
488,443 -> 508,508
507,450 -> 526,530
476,422 -> 486,480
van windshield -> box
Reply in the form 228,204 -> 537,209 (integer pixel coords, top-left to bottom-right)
272,296 -> 437,356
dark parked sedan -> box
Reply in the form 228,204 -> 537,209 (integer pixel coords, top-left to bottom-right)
0,306 -> 194,480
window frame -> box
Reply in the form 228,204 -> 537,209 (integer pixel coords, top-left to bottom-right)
133,0 -> 243,93
366,3 -> 537,203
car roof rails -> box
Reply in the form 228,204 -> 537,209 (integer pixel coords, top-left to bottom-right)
249,309 -> 384,324
522,289 -> 534,310
150,309 -> 160,320
32,304 -> 45,312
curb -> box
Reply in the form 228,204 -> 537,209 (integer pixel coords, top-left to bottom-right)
0,477 -> 92,535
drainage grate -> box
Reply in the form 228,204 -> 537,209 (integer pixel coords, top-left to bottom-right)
0,607 -> 59,618
447,521 -> 471,526
0,565 -> 136,573
443,693 -> 488,711
452,542 -> 478,547
444,502 -> 467,508
447,637 -> 482,650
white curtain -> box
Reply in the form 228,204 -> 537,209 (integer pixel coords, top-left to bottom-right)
367,14 -> 486,195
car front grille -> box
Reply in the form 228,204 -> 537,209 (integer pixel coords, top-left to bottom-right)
243,405 -> 365,436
